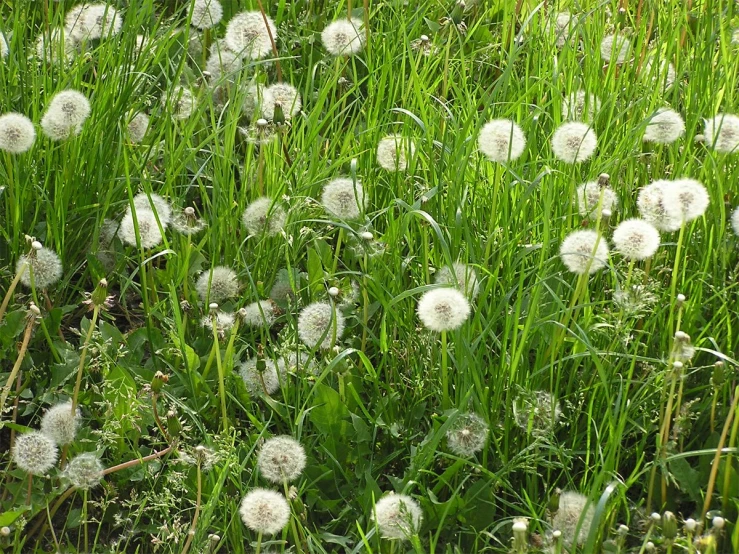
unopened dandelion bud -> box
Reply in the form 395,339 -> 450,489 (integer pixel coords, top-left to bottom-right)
712,362 -> 725,386
712,516 -> 725,529
328,286 -> 340,297
151,371 -> 169,394
90,278 -> 109,307
548,490 -> 561,514
676,293 -> 686,304
360,231 -> 373,240
662,511 -> 677,539
645,541 -> 655,551
1,526 -> 10,536
650,512 -> 661,523
273,102 -> 285,125
684,518 -> 697,532
512,518 -> 528,552
675,331 -> 690,342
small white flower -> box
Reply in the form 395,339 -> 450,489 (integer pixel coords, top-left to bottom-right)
731,206 -> 739,237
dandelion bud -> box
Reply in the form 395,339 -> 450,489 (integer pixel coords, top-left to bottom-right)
712,361 -> 725,387
512,518 -> 528,552
684,518 -> 697,532
547,490 -> 561,514
209,534 -> 220,542
167,410 -> 182,437
420,34 -> 429,42
601,209 -> 612,219
712,516 -> 725,529
239,488 -> 291,535
372,493 -> 423,539
151,371 -> 169,394
674,331 -> 690,342
272,101 -> 285,125
90,278 -> 109,308
40,401 -> 80,445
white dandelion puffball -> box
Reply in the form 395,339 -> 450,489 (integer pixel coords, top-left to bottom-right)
118,210 -> 164,249
281,350 -> 319,376
478,119 -> 526,163
16,247 -> 63,289
562,91 -> 601,123
662,178 -> 710,225
12,431 -> 59,475
266,83 -> 302,120
643,108 -> 685,144
225,11 -> 276,59
321,178 -> 365,220
298,301 -> 346,350
65,3 -> 122,41
196,266 -> 239,304
243,85 -> 275,120
239,489 -> 290,535
551,122 -> 597,163
63,453 -> 104,489
242,197 -> 287,237
551,491 -> 595,546
130,192 -> 172,226
731,206 -> 739,237
612,219 -> 661,260
127,112 -> 149,143
201,311 -> 236,335
163,86 -> 196,120
257,436 -> 307,483
513,390 -> 562,436
575,181 -> 618,218
190,0 -> 223,30
704,113 -> 739,154
446,412 -> 489,457
239,357 -> 283,395
434,262 -> 480,299
637,180 -> 681,232
321,18 -> 365,56
240,300 -> 279,328
40,401 -> 80,445
373,493 -> 424,540
377,134 -> 416,172
417,288 -> 471,332
600,33 -> 630,63
0,113 -> 36,153
559,230 -> 609,275
41,89 -> 91,140
206,42 -> 243,82
35,27 -> 78,64
1,31 -> 7,58
644,56 -> 677,91
548,11 -> 576,49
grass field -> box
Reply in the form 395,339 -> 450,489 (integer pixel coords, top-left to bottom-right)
1,0 -> 739,552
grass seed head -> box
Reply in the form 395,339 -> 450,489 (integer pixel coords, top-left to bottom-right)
17,246 -> 63,289
12,431 -> 59,475
63,452 -> 104,489
477,119 -> 526,163
257,435 -> 307,483
196,266 -> 239,304
225,11 -> 276,59
373,493 -> 424,540
40,401 -> 80,446
190,0 -> 223,30
612,219 -> 661,260
377,134 -> 415,172
551,122 -> 597,163
297,301 -> 345,350
446,412 -> 489,457
0,113 -> 36,153
118,209 -> 164,248
321,19 -> 365,57
321,177 -> 365,220
417,288 -> 471,332
643,108 -> 685,144
559,229 -> 609,274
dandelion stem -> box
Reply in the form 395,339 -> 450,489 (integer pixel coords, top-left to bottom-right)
71,305 -> 100,414
254,0 -> 281,82
211,319 -> 229,432
255,530 -> 263,554
103,444 -> 174,475
702,386 -> 739,521
83,488 -> 89,554
0,312 -> 37,413
441,330 -> 450,410
181,461 -> 202,554
0,262 -> 26,323
332,228 -> 344,274
283,480 -> 305,554
668,222 -> 686,334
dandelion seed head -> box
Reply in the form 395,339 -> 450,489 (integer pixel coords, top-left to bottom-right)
551,491 -> 595,546
130,193 -> 172,226
417,288 -> 471,332
643,108 -> 685,144
266,83 -> 302,120
321,19 -> 365,56
575,181 -> 618,218
637,180 -> 681,232
446,412 -> 489,457
0,113 -> 36,153
513,390 -> 561,435
63,452 -> 104,489
239,357 -> 283,395
377,134 -> 415,171
434,262 -> 479,299
552,122 -> 597,163
731,206 -> 739,237
643,57 -> 676,91
40,402 -> 80,446
196,266 -> 239,304
201,311 -> 236,335
239,119 -> 276,144
559,229 -> 609,274
477,119 -> 526,163
321,178 -> 365,220
297,301 -> 346,350
12,431 -> 59,475
190,0 -> 223,30
547,11 -> 576,49
0,31 -> 7,58
127,112 -> 149,143
662,178 -> 709,225
257,436 -> 306,483
41,89 -> 91,140
225,11 -> 276,59
118,210 -> 164,248
600,34 -> 630,63
239,300 -> 279,328
280,350 -> 319,376
239,489 -> 290,535
269,274 -> 297,305
562,91 -> 601,123
35,28 -> 78,64
242,197 -> 287,237
66,3 -> 122,41
206,42 -> 243,82
373,493 -> 423,540
612,219 -> 661,260
243,85 -> 275,120
17,246 -> 63,289
163,86 -> 196,120
704,113 -> 739,154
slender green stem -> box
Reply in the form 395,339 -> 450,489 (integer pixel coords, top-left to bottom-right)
0,262 -> 26,323
211,318 -> 229,433
0,314 -> 36,412
441,330 -> 449,410
71,305 -> 100,414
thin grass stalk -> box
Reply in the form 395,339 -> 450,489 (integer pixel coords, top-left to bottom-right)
71,304 -> 100,414
0,262 -> 26,323
180,460 -> 202,554
0,307 -> 37,412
